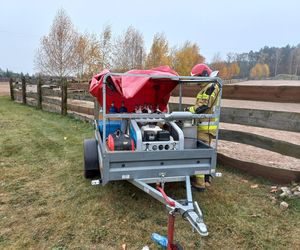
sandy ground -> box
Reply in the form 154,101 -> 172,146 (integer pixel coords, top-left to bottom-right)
218,140 -> 300,170
0,82 -> 9,96
220,122 -> 300,145
228,80 -> 300,86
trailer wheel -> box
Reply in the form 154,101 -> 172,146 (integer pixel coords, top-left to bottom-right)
83,139 -> 100,179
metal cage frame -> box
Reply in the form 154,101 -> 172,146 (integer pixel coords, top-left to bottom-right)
92,72 -> 223,236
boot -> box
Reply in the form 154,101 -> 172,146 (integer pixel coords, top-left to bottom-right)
205,174 -> 211,187
191,175 -> 206,192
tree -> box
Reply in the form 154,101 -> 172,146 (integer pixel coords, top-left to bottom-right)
210,53 -> 227,79
229,62 -> 240,79
211,54 -> 240,80
172,41 -> 205,75
274,48 -> 281,76
5,69 -> 11,78
226,52 -> 236,63
294,46 -> 300,75
99,25 -> 112,70
250,63 -> 269,79
112,26 -> 145,72
74,33 -> 102,81
145,32 -> 171,69
262,64 -> 270,77
35,9 -> 78,77
250,64 -> 258,79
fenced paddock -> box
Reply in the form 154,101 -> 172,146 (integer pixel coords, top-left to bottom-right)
8,77 -> 300,183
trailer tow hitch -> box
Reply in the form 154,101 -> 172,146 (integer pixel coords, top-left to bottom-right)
183,201 -> 208,236
129,175 -> 209,237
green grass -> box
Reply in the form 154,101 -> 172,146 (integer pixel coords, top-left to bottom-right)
0,96 -> 299,249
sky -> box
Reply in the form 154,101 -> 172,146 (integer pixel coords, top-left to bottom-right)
0,0 -> 299,74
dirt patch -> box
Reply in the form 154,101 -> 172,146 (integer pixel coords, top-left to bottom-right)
0,82 -> 9,96
218,140 -> 300,171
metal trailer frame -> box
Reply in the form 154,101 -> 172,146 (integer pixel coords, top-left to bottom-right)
92,73 -> 223,237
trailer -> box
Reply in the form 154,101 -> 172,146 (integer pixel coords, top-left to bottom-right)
84,68 -> 222,248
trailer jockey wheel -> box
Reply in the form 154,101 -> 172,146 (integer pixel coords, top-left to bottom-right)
83,139 -> 100,179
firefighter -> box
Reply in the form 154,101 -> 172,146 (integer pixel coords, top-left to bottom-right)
188,63 -> 220,191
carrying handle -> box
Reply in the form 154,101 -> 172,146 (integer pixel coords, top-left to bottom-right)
115,129 -> 122,138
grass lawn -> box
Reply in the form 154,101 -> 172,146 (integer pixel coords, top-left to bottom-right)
0,96 -> 299,249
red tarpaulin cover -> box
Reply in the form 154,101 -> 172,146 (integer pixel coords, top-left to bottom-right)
89,66 -> 179,112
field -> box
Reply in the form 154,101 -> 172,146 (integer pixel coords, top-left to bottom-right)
0,96 -> 299,250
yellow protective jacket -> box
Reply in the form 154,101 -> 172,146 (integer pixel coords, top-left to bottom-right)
188,83 -> 220,136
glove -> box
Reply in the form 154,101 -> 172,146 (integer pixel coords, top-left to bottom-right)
195,105 -> 208,114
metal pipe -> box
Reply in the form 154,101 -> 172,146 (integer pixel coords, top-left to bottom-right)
185,176 -> 192,203
214,78 -> 223,152
102,77 -> 107,150
179,83 -> 182,111
100,72 -> 219,85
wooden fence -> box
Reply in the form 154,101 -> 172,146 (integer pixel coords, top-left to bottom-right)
171,84 -> 300,103
9,77 -> 97,121
9,77 -> 300,183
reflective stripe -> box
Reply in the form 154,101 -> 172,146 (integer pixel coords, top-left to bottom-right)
197,125 -> 217,131
197,92 -> 215,99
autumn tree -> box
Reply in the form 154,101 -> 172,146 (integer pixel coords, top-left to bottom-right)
227,62 -> 240,80
250,63 -> 270,79
262,64 -> 270,77
171,41 -> 205,75
145,32 -> 171,68
250,64 -> 259,79
210,53 -> 240,80
74,33 -> 102,81
35,9 -> 78,77
99,25 -> 112,70
112,26 -> 145,72
211,53 -> 227,79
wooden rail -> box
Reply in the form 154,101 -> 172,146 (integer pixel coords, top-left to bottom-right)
220,107 -> 300,133
219,129 -> 300,159
217,153 -> 300,184
172,85 -> 300,103
10,77 -> 89,117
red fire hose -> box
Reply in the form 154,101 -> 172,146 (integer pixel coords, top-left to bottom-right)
157,187 -> 175,207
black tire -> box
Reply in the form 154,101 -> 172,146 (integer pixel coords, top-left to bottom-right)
83,139 -> 100,179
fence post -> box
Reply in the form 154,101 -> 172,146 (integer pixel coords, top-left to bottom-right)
21,75 -> 26,104
94,98 -> 100,120
9,78 -> 14,101
61,78 -> 67,116
37,76 -> 42,109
